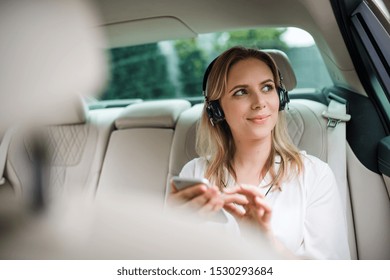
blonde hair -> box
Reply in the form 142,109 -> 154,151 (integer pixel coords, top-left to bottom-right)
196,46 -> 303,190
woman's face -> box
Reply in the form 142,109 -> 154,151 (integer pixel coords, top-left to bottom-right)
220,58 -> 280,143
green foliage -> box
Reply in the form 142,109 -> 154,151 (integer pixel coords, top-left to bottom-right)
101,28 -> 290,100
101,43 -> 174,100
174,39 -> 207,97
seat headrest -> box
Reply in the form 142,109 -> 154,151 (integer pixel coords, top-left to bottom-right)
264,49 -> 297,91
0,0 -> 107,130
46,96 -> 88,126
115,100 -> 191,129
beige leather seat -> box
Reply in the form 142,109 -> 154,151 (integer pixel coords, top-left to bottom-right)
5,96 -> 121,202
0,0 -> 108,206
96,99 -> 191,204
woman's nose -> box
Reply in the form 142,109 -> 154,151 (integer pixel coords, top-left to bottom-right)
250,92 -> 266,110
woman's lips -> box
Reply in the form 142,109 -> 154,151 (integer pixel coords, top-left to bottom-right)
247,115 -> 270,123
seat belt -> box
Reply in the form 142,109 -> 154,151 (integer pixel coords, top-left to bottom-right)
0,127 -> 18,185
322,98 -> 359,259
322,99 -> 351,210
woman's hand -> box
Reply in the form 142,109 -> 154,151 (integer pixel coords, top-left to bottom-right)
223,184 -> 272,233
168,181 -> 224,220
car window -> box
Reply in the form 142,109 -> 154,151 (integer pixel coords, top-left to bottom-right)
370,0 -> 390,24
101,27 -> 332,101
351,0 -> 390,125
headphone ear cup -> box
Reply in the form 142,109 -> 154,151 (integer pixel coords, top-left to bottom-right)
278,87 -> 290,111
206,100 -> 225,126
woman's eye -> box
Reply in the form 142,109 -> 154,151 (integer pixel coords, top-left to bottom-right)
233,89 -> 247,96
262,84 -> 274,93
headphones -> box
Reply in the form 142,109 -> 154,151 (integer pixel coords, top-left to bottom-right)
202,57 -> 290,126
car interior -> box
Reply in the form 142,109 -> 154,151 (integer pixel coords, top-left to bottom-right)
0,0 -> 389,260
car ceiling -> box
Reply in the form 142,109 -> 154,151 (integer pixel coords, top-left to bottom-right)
93,0 -> 365,95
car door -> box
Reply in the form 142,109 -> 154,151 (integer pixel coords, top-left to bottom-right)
331,0 -> 390,259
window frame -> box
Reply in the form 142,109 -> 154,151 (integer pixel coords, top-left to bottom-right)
350,1 -> 390,126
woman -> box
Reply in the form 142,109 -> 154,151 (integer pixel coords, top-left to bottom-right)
170,46 -> 350,260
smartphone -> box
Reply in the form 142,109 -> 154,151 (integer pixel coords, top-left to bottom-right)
171,176 -> 227,223
171,176 -> 210,191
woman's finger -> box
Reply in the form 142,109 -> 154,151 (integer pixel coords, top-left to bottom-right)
172,183 -> 208,201
222,193 -> 249,205
254,196 -> 272,222
182,186 -> 219,208
237,184 -> 265,199
223,203 -> 246,218
222,185 -> 241,194
199,195 -> 223,215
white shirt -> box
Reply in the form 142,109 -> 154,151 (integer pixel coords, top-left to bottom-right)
179,152 -> 351,260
